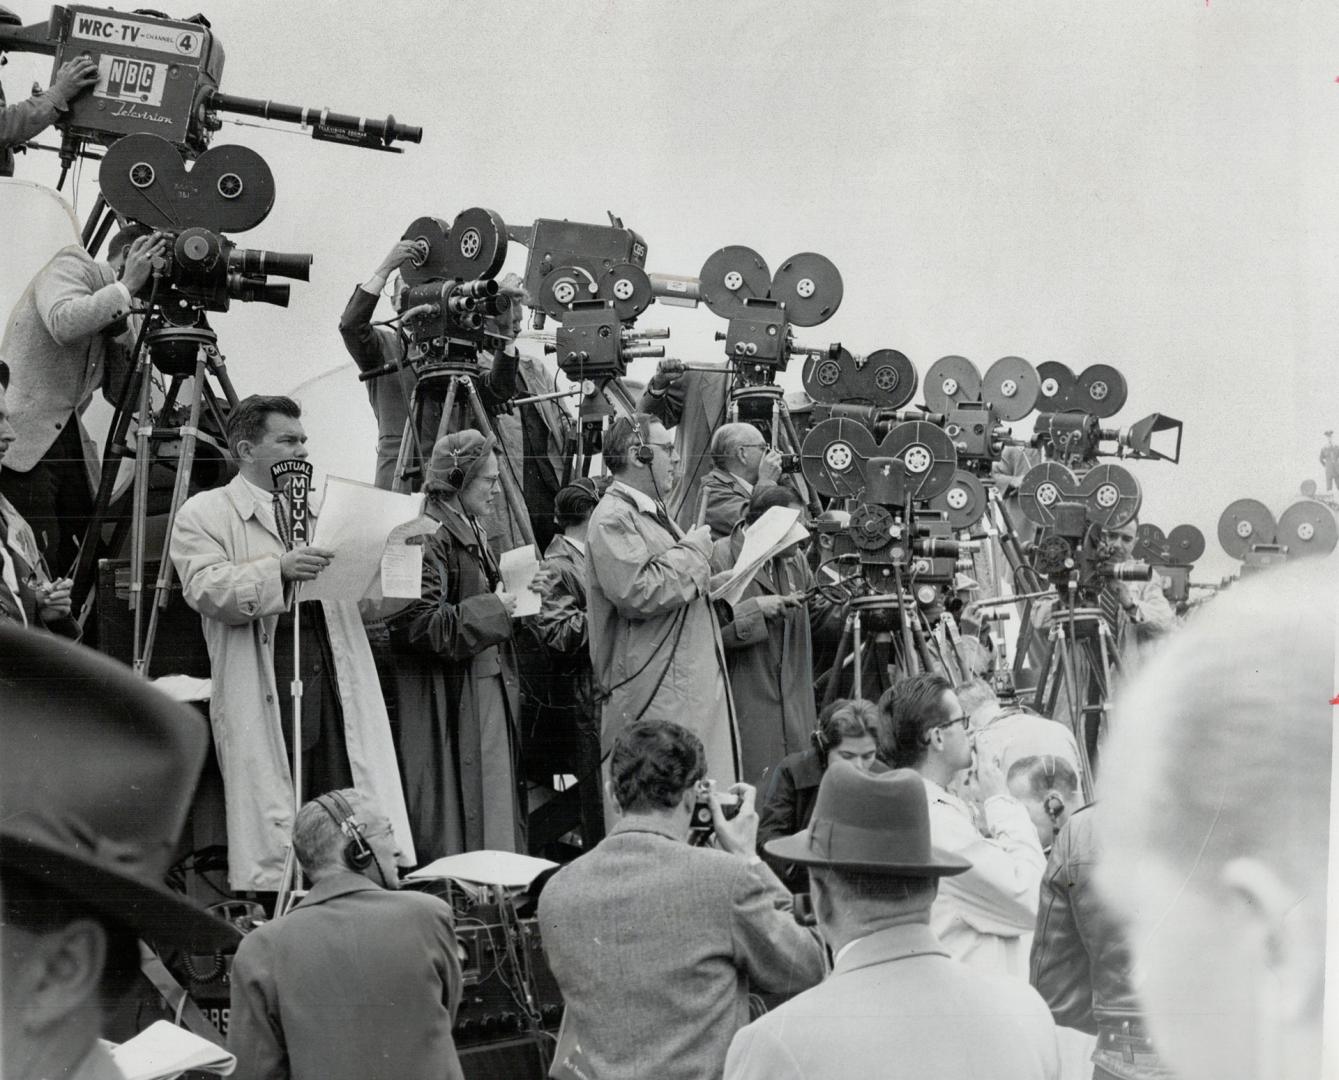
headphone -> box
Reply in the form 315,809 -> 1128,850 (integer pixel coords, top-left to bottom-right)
811,727 -> 831,769
315,791 -> 374,871
1038,755 -> 1067,825
611,416 -> 656,466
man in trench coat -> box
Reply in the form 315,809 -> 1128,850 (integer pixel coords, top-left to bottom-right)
171,395 -> 413,891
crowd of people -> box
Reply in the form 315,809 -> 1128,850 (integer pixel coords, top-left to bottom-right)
0,74 -> 1332,1080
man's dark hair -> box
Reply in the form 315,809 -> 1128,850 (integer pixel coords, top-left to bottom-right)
0,865 -> 142,1008
554,481 -> 602,531
609,719 -> 707,813
0,359 -> 9,389
225,394 -> 301,457
107,223 -> 153,262
877,673 -> 955,768
603,413 -> 657,475
744,483 -> 803,526
1007,755 -> 1079,799
817,697 -> 880,749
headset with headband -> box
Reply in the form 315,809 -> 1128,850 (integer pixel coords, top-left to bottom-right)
315,791 -> 374,871
1039,754 -> 1066,823
611,416 -> 656,466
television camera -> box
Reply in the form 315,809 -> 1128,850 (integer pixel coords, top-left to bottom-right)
1217,496 -> 1338,573
0,4 -> 422,186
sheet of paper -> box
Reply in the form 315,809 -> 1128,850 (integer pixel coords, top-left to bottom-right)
377,515 -> 436,600
499,545 -> 542,618
302,478 -> 433,602
710,506 -> 808,606
106,1020 -> 236,1079
407,850 -> 559,888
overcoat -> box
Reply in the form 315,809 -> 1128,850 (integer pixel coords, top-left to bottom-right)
385,501 -> 523,856
709,528 -> 818,785
639,361 -> 731,530
170,474 -> 414,891
585,483 -> 739,784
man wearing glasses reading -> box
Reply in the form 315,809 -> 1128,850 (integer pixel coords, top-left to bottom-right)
878,673 -> 1045,980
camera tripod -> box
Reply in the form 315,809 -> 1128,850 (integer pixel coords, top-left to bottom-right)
70,313 -> 239,673
818,588 -> 947,707
1030,595 -> 1117,798
557,374 -> 641,485
384,349 -> 534,546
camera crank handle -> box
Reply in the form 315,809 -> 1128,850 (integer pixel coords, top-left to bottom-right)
358,360 -> 402,383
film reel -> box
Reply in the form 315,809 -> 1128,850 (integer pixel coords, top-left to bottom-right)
863,349 -> 919,410
1081,464 -> 1141,529
698,246 -> 770,319
442,207 -> 508,281
803,347 -> 850,402
1073,364 -> 1127,419
800,417 -> 878,500
770,252 -> 843,327
981,356 -> 1040,422
922,356 -> 983,414
1276,501 -> 1338,559
879,421 -> 959,501
929,470 -> 987,530
1016,462 -> 1079,528
538,264 -> 600,320
598,262 -> 654,321
399,216 -> 452,287
1217,498 -> 1276,559
1166,524 -> 1206,564
101,135 -> 275,233
1035,361 -> 1076,412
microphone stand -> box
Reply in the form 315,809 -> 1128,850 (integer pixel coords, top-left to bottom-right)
272,459 -> 314,916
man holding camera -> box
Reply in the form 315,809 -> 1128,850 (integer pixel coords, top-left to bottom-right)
538,719 -> 825,1080
695,421 -> 786,538
0,225 -> 165,573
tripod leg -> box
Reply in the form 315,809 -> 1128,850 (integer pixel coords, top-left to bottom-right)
822,612 -> 854,708
139,354 -> 208,675
461,377 -> 535,548
851,608 -> 864,701
128,359 -> 157,668
776,404 -> 821,517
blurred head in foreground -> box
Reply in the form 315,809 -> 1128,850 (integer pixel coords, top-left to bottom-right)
1097,562 -> 1333,1080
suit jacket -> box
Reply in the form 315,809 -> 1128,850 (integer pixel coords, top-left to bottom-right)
228,873 -> 464,1080
755,749 -> 823,892
538,819 -> 826,1080
0,245 -> 133,472
725,922 -> 1060,1080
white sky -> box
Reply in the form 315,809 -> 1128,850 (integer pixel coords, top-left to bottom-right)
3,0 -> 1337,581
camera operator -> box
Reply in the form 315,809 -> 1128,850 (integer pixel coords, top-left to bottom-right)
710,485 -> 818,784
1006,755 -> 1080,854
639,356 -> 732,530
879,673 -> 1045,979
529,477 -> 609,847
954,677 -> 1082,776
1,626 -> 241,1080
0,361 -> 77,636
696,422 -> 786,538
383,430 -> 524,857
586,413 -> 741,795
0,225 -> 166,574
228,788 -> 465,1080
336,239 -> 420,491
538,719 -> 825,1080
170,394 -> 414,892
726,765 -> 1060,1080
0,54 -> 97,176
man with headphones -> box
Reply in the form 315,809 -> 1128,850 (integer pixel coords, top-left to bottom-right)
585,413 -> 741,813
228,788 -> 465,1080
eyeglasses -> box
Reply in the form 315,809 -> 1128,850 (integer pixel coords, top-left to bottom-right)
933,713 -> 969,733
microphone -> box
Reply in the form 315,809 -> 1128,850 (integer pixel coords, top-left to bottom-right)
270,459 -> 314,550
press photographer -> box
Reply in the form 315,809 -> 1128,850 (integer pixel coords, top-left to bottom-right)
169,394 -> 414,892
0,54 -> 97,175
0,225 -> 165,574
697,422 -> 787,538
538,719 -> 824,1080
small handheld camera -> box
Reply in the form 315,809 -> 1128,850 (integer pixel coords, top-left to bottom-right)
688,781 -> 741,847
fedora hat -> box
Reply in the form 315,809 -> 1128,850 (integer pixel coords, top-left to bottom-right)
765,762 -> 970,877
0,626 -> 240,950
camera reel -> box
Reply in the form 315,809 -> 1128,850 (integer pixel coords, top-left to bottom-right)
1031,362 -> 1129,418
801,418 -> 958,504
1217,498 -> 1338,563
803,347 -> 920,411
918,355 -> 1039,472
1016,462 -> 1142,534
1134,522 -> 1206,606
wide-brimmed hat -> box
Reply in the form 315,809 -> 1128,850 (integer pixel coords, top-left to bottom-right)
765,762 -> 970,877
425,430 -> 497,492
0,627 -> 240,950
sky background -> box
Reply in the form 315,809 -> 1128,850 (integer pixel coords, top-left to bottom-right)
2,0 -> 1336,582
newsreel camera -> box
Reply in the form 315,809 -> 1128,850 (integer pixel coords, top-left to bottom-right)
1029,362 -> 1182,467
1132,521 -> 1207,610
74,132 -> 314,673
0,4 -> 422,187
1218,497 -> 1338,574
